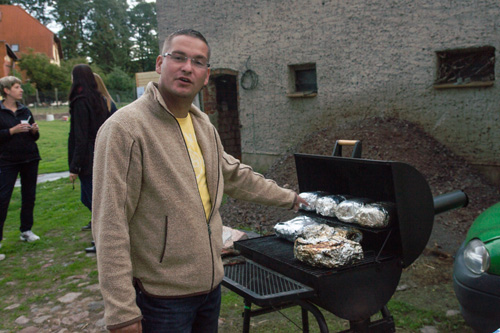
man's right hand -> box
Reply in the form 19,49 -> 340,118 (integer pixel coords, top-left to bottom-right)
293,192 -> 308,212
110,321 -> 142,333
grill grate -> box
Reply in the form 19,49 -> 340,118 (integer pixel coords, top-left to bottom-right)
235,235 -> 395,278
223,260 -> 314,306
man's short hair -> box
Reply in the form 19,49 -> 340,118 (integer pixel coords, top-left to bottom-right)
0,76 -> 22,98
162,29 -> 211,61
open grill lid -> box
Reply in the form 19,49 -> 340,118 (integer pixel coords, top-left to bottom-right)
294,153 -> 434,268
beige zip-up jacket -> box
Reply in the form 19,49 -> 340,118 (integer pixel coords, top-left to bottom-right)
92,82 -> 296,330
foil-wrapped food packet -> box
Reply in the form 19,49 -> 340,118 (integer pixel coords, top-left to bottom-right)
274,215 -> 321,242
315,194 -> 348,217
298,223 -> 363,243
294,234 -> 364,268
335,198 -> 372,223
355,202 -> 395,228
298,191 -> 329,211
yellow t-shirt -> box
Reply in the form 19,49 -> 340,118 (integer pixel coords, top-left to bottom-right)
176,114 -> 212,219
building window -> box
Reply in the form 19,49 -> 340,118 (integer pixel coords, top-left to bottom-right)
11,44 -> 19,52
434,46 -> 495,89
288,63 -> 317,97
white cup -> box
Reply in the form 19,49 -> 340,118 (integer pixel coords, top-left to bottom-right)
21,120 -> 29,125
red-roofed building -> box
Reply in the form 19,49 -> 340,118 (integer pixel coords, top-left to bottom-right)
0,4 -> 62,77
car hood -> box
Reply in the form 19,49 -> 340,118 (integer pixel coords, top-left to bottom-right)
466,202 -> 500,243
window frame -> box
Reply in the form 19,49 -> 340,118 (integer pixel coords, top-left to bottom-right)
434,46 -> 495,89
287,63 -> 318,98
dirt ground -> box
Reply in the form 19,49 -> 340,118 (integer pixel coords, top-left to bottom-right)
220,116 -> 500,327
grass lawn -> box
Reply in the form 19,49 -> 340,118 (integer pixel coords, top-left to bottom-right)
37,120 -> 70,174
0,178 -> 95,331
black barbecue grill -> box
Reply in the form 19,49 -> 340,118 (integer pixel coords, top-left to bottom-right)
222,141 -> 468,332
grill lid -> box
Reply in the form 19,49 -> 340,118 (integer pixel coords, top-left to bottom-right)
294,153 -> 434,268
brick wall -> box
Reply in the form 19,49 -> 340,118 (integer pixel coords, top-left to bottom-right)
157,0 -> 500,175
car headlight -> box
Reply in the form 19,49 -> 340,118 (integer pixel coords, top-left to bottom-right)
464,239 -> 491,274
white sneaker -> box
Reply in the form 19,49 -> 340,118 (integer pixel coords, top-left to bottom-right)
20,230 -> 40,242
0,254 -> 5,261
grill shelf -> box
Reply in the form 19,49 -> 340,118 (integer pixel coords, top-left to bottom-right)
301,210 -> 394,234
223,260 -> 329,333
223,259 -> 315,306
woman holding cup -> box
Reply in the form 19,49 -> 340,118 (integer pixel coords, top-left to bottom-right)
0,76 -> 41,259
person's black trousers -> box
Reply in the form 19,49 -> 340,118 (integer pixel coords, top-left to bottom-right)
0,160 -> 39,241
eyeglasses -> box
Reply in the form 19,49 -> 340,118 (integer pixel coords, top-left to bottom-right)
163,52 -> 210,69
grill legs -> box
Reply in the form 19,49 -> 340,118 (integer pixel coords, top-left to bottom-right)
241,299 -> 329,333
239,300 -> 395,333
302,307 -> 309,333
243,299 -> 251,333
296,300 -> 329,333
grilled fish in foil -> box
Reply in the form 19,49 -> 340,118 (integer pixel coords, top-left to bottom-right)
274,215 -> 321,242
298,191 -> 329,211
355,202 -> 395,228
335,198 -> 372,223
315,194 -> 347,217
294,235 -> 364,268
298,223 -> 363,243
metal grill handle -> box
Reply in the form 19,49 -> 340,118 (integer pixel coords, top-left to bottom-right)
434,190 -> 468,215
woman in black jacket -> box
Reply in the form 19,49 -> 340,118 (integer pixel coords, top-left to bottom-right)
0,76 -> 41,258
68,65 -> 109,242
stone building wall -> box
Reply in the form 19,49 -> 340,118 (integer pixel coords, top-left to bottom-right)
157,0 -> 500,178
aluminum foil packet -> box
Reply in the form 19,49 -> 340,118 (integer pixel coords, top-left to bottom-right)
354,202 -> 395,228
298,191 -> 329,211
298,223 -> 363,243
315,194 -> 347,217
274,215 -> 321,242
294,235 -> 364,268
335,198 -> 372,223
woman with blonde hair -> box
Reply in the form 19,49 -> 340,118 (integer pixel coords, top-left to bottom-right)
93,73 -> 117,114
0,76 -> 41,259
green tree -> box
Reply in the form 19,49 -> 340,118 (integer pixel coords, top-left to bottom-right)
104,67 -> 135,102
11,0 -> 54,25
128,1 -> 159,72
87,0 -> 132,72
9,0 -> 159,79
18,50 -> 70,93
105,67 -> 134,91
52,0 -> 89,60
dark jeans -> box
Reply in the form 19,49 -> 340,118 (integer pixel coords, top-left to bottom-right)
0,160 -> 39,241
79,173 -> 92,211
136,284 -> 221,333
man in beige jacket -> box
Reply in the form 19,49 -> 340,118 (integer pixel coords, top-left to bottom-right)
92,29 -> 306,333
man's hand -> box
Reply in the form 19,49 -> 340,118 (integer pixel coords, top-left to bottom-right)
110,321 -> 142,333
69,173 -> 79,182
293,193 -> 308,212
